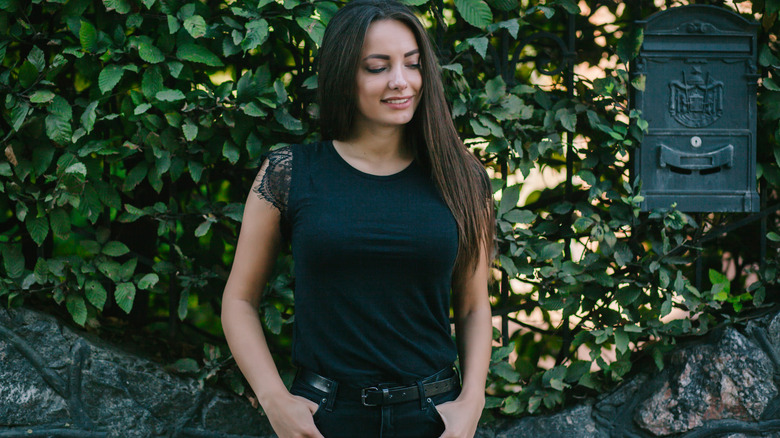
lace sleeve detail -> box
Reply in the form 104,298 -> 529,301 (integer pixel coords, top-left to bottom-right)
253,146 -> 292,216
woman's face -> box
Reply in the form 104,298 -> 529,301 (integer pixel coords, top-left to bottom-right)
353,19 -> 422,132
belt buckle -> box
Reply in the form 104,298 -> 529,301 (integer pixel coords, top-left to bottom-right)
361,387 -> 379,406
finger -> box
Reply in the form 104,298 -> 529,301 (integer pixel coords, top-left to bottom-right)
292,395 -> 320,414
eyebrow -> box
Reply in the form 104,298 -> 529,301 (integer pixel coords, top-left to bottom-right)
362,49 -> 420,61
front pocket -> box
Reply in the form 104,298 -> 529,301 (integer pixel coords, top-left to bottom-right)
290,381 -> 327,422
425,398 -> 444,424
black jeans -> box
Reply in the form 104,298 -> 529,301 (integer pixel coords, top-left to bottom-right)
289,367 -> 461,438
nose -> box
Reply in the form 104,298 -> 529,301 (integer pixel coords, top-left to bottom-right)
388,69 -> 408,90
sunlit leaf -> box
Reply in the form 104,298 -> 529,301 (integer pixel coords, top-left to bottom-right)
454,0 -> 493,29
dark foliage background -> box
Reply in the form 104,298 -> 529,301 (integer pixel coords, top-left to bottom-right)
1,0 -> 779,418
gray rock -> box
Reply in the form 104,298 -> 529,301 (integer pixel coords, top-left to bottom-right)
0,307 -> 274,437
635,328 -> 777,435
495,402 -> 606,438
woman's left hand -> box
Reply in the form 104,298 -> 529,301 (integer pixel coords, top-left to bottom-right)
435,397 -> 484,438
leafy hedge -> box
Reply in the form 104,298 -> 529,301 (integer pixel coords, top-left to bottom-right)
1,0 -> 779,417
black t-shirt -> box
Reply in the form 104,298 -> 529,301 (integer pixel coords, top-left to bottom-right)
256,141 -> 458,386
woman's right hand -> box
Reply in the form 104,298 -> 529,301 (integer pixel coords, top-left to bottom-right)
264,393 -> 325,438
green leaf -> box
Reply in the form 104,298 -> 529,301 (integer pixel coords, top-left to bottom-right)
616,285 -> 641,307
184,15 -> 207,39
614,328 -> 629,354
103,0 -> 131,13
768,232 -> 780,242
498,185 -> 520,216
138,273 -> 159,290
485,76 -> 506,103
167,15 -> 180,34
98,65 -> 125,94
27,46 -> 45,72
194,220 -> 212,237
465,36 -> 488,59
139,42 -> 165,63
295,17 -> 325,46
142,67 -> 164,98
491,345 -> 514,362
26,216 -> 49,246
123,162 -> 148,191
134,103 -> 152,115
498,255 -> 518,277
66,295 -> 87,326
617,28 -> 643,63
223,140 -> 240,164
46,114 -> 73,145
11,103 -> 30,131
491,361 -> 521,382
178,288 -> 189,320
264,306 -> 283,335
551,0 -> 580,14
156,89 -> 185,101
65,162 -> 87,176
243,102 -> 267,117
102,241 -> 130,256
176,43 -> 223,67
182,120 -> 198,141
79,20 -> 98,52
487,0 -> 516,11
18,61 -> 38,88
560,112 -> 577,132
538,241 -> 564,261
85,280 -> 107,310
50,208 -> 71,239
119,258 -> 137,282
170,358 -> 199,373
81,101 -> 99,134
2,244 -> 24,278
454,0 -> 493,29
30,90 -> 55,103
764,77 -> 780,92
188,160 -> 203,183
543,365 -> 568,391
114,282 -> 136,313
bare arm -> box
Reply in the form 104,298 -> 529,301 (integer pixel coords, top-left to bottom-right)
436,246 -> 492,438
221,167 -> 323,438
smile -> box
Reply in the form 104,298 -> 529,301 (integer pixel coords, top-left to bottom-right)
382,97 -> 413,104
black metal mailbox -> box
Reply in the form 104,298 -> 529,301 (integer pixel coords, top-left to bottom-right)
633,5 -> 759,212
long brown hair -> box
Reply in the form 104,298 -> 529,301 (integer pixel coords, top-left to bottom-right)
317,0 -> 495,282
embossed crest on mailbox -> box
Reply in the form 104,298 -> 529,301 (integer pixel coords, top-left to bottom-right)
633,5 -> 759,212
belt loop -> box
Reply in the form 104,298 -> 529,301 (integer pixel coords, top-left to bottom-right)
416,378 -> 427,411
325,379 -> 338,412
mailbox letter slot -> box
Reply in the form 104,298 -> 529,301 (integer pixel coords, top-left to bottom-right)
659,144 -> 733,174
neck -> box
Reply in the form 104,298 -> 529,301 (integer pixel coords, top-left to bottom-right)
339,123 -> 411,163
331,123 -> 416,176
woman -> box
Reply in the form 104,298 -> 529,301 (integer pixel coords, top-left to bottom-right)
221,1 -> 494,437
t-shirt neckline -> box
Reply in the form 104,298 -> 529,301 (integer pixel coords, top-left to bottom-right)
326,140 -> 416,181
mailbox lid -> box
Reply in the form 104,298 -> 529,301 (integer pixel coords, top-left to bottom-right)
638,5 -> 759,40
638,133 -> 753,193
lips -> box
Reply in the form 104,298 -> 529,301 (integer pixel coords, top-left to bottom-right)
381,96 -> 413,104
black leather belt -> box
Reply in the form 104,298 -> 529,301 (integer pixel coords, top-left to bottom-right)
296,368 -> 460,407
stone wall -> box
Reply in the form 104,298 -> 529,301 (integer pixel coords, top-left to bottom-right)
3,307 -> 780,437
